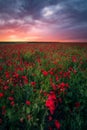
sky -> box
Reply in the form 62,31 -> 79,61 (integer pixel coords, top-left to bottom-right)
0,0 -> 87,42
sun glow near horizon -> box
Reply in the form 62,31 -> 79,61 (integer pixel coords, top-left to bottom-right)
0,0 -> 87,42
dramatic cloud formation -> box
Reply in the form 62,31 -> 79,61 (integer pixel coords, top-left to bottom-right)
0,0 -> 87,41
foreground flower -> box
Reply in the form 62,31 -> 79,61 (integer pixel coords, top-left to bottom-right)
45,91 -> 57,114
54,120 -> 61,129
46,98 -> 55,115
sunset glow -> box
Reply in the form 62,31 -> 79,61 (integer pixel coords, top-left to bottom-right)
0,0 -> 87,42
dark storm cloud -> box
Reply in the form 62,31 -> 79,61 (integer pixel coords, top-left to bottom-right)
0,0 -> 87,41
0,0 -> 87,20
64,0 -> 87,24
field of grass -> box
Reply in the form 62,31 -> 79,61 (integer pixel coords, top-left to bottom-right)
0,43 -> 87,130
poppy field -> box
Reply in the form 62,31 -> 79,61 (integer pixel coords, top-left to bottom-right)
0,43 -> 87,130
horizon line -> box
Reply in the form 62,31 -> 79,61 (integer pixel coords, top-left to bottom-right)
0,41 -> 87,43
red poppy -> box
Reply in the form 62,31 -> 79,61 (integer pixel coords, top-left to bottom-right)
48,116 -> 52,121
0,118 -> 2,124
3,86 -> 9,90
51,83 -> 57,90
42,70 -> 48,76
8,96 -> 14,101
75,102 -> 80,108
0,92 -> 4,98
5,71 -> 10,79
49,127 -> 52,130
58,82 -> 69,92
26,100 -> 31,106
22,76 -> 28,84
45,98 -> 55,114
72,56 -> 77,63
0,66 -> 3,71
10,101 -> 15,106
31,81 -> 36,86
54,120 -> 61,129
56,76 -> 59,81
45,92 -> 57,114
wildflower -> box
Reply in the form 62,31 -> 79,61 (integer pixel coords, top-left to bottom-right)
13,72 -> 19,78
42,70 -> 48,76
10,90 -> 14,94
0,92 -> 4,98
49,127 -> 52,130
31,81 -> 36,86
56,75 -> 59,81
10,101 -> 15,106
45,91 -> 57,114
73,69 -> 77,74
22,76 -> 28,84
49,91 -> 56,100
2,106 -> 6,115
46,98 -> 55,114
54,120 -> 61,129
0,118 -> 2,124
58,98 -> 62,103
58,82 -> 69,92
72,56 -> 77,63
5,71 -> 10,78
49,68 -> 54,75
0,66 -> 3,71
75,102 -> 80,108
51,83 -> 57,90
48,116 -> 52,121
26,100 -> 31,106
63,71 -> 70,78
8,96 -> 14,101
43,91 -> 48,96
3,85 -> 9,90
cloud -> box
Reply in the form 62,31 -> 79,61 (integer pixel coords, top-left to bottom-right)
41,4 -> 63,18
0,0 -> 87,41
